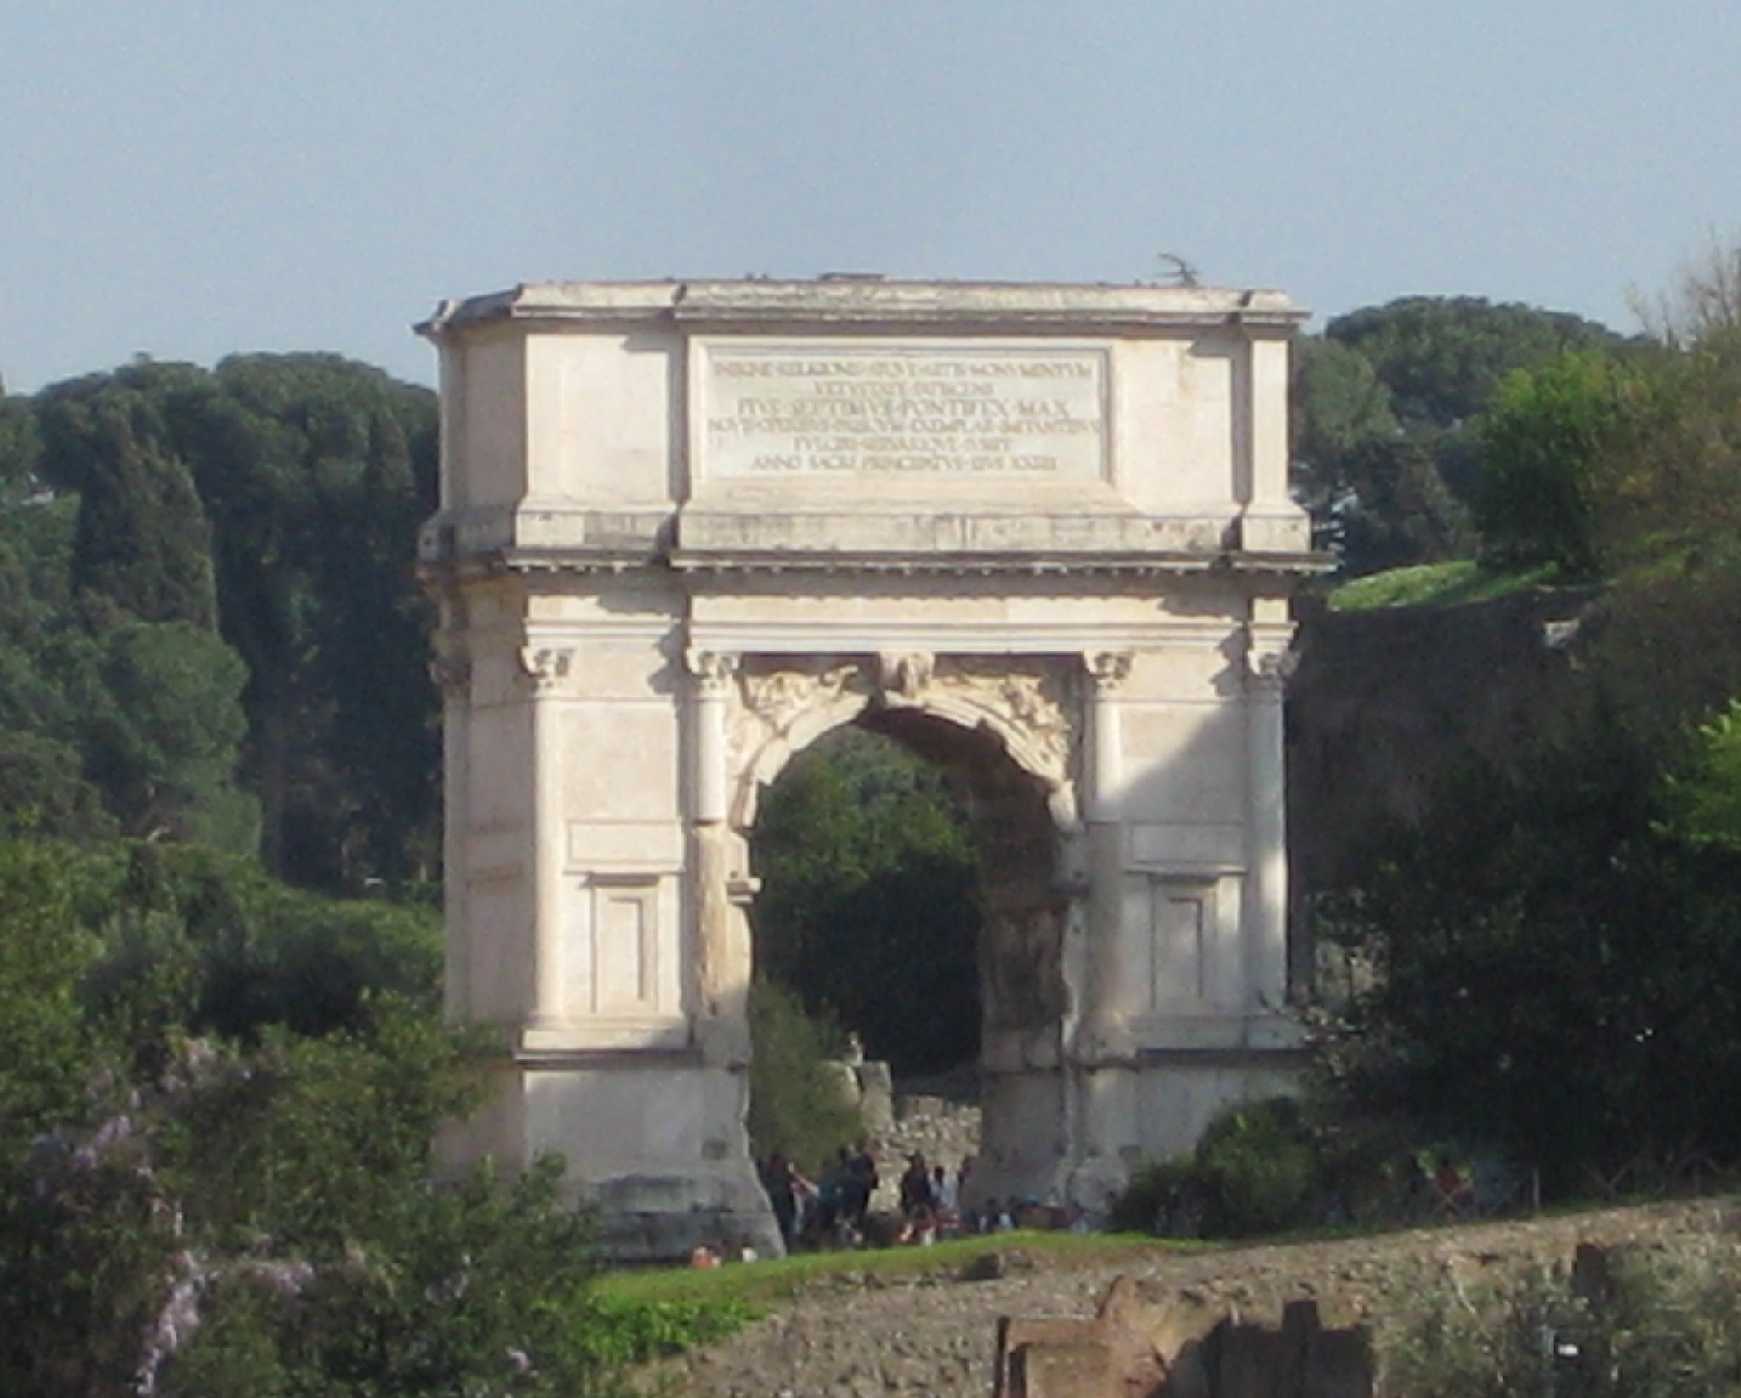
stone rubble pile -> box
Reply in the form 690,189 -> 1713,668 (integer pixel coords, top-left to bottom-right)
822,1060 -> 984,1213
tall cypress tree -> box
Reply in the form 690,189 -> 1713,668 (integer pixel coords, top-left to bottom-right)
39,371 -> 219,631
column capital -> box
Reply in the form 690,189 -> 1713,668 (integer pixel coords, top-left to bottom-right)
684,647 -> 741,699
1083,649 -> 1134,696
516,645 -> 573,696
428,649 -> 472,699
1244,628 -> 1296,697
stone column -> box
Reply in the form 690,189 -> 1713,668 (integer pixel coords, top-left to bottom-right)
430,642 -> 472,1024
688,648 -> 735,825
1081,649 -> 1134,1051
1244,622 -> 1295,1014
685,648 -> 751,1065
1070,650 -> 1135,1203
518,645 -> 572,1031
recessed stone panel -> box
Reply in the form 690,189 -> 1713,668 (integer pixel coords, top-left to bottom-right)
560,705 -> 678,820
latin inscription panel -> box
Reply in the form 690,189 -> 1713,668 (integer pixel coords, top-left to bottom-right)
698,343 -> 1109,482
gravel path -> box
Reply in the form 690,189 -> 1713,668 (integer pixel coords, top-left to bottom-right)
638,1200 -> 1734,1397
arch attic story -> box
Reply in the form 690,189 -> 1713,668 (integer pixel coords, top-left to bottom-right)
415,278 -> 1327,1258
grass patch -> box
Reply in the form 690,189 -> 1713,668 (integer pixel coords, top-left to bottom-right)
595,1229 -> 1193,1309
571,1293 -> 764,1367
1328,560 -> 1562,612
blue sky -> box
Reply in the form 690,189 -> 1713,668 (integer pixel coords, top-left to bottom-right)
4,0 -> 1737,393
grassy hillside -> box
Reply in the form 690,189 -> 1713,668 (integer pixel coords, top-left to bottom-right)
1328,560 -> 1560,611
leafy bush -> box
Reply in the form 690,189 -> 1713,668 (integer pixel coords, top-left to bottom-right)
0,837 -> 628,1396
1112,1098 -> 1321,1239
746,978 -> 862,1173
1476,350 -> 1636,574
572,1294 -> 760,1368
0,1001 -> 618,1397
1310,720 -> 1741,1197
1195,1097 -> 1320,1237
1107,1157 -> 1206,1235
0,840 -> 109,1146
1377,1227 -> 1741,1396
0,838 -> 443,1057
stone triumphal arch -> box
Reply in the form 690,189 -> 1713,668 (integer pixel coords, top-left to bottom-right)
416,279 -> 1324,1257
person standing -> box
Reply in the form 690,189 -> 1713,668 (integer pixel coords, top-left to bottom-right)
762,1152 -> 797,1244
933,1163 -> 957,1213
848,1143 -> 879,1227
899,1153 -> 933,1218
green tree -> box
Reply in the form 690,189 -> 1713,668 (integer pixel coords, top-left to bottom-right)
1327,295 -> 1622,433
0,732 -> 117,841
1295,297 -> 1626,574
1660,699 -> 1741,852
1315,714 -> 1741,1194
1476,350 -> 1638,574
746,979 -> 861,1169
0,841 -> 107,1149
177,354 -> 440,888
65,620 -> 256,849
752,727 -> 981,1075
0,387 -> 42,502
24,354 -> 441,887
37,365 -> 219,630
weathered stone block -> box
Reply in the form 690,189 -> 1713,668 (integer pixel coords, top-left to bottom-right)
1011,1339 -> 1112,1397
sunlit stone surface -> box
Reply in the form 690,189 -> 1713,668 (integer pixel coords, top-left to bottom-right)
417,279 -> 1325,1258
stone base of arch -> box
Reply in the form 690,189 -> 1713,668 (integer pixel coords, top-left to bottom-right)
434,1048 -> 1307,1261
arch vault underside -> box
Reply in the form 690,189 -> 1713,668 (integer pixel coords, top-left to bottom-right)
418,278 -> 1324,1258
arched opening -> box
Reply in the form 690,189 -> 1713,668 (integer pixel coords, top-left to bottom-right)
743,695 -> 1072,1215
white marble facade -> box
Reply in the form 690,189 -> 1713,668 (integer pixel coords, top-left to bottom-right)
417,279 -> 1324,1258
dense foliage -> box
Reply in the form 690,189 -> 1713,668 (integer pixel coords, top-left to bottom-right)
1110,1098 -> 1322,1239
1313,726 -> 1741,1194
0,837 -> 640,1397
751,726 -> 980,1075
1291,296 -> 1626,574
0,355 -> 439,891
745,979 -> 862,1171
1312,250 -> 1741,1200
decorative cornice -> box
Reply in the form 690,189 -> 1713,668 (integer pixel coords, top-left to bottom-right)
669,550 -> 1219,577
416,279 -> 1309,340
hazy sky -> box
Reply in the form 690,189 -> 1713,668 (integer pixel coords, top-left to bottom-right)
5,0 -> 1737,393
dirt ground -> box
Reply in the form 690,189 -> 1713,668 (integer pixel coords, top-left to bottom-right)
638,1198 -> 1738,1397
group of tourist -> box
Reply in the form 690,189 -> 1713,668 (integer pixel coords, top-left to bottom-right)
756,1143 -> 881,1247
896,1152 -> 1019,1239
757,1147 -> 1022,1250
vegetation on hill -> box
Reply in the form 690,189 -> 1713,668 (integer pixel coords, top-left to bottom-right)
0,354 -> 439,891
1326,559 -> 1562,611
1291,295 -> 1628,576
1305,240 -> 1741,1200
